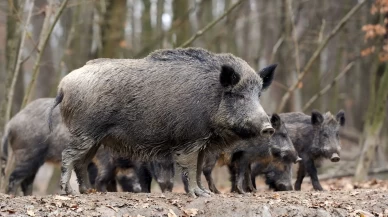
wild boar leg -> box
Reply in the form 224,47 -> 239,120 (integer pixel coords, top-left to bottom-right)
61,136 -> 96,195
294,162 -> 306,191
202,157 -> 220,194
236,164 -> 246,194
305,158 -> 323,191
21,174 -> 36,196
196,149 -> 213,195
245,165 -> 256,192
175,150 -> 211,197
74,144 -> 100,193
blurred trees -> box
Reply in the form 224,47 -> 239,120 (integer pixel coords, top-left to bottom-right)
0,0 -> 387,192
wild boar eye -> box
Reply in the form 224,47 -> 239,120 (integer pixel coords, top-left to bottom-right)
258,92 -> 262,98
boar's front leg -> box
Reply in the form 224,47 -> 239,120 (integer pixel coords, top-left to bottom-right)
244,165 -> 256,193
175,149 -> 211,198
294,161 -> 306,191
305,158 -> 323,191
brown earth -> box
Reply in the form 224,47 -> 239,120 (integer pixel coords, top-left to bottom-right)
1,179 -> 388,217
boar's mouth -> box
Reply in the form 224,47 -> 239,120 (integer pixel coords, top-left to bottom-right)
230,126 -> 261,139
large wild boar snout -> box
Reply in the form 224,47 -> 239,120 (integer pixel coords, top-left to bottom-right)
260,122 -> 275,137
330,153 -> 340,162
257,106 -> 274,137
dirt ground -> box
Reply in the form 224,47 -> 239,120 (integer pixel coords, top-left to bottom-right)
1,178 -> 388,217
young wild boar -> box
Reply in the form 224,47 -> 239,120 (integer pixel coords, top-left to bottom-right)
148,159 -> 175,192
250,161 -> 293,191
49,47 -> 277,197
92,146 -> 146,193
184,114 -> 300,194
279,110 -> 345,191
228,114 -> 300,194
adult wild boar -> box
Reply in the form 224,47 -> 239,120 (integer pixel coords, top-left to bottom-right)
50,47 -> 277,197
2,98 -> 69,195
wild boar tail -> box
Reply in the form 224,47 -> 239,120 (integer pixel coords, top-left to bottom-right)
48,89 -> 64,132
1,128 -> 9,164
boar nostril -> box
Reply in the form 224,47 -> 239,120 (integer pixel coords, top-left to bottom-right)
330,153 -> 340,162
260,127 -> 275,137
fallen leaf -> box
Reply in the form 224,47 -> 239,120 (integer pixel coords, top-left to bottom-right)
142,203 -> 149,208
183,208 -> 198,217
27,210 -> 35,216
5,209 -> 16,214
168,209 -> 178,217
54,195 -> 71,201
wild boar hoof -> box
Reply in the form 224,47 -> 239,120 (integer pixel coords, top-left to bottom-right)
201,188 -> 214,195
237,188 -> 246,194
61,188 -> 76,195
188,187 -> 211,198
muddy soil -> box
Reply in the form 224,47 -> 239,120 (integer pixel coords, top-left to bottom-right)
1,179 -> 388,217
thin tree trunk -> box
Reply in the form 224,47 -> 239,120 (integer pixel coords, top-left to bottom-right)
354,64 -> 388,181
22,0 -> 70,107
173,0 -> 190,47
99,0 -> 127,58
0,0 -> 22,193
31,0 -> 56,99
141,0 -> 152,54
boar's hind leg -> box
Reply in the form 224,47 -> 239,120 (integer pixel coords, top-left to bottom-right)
7,150 -> 45,195
175,150 -> 211,198
61,136 -> 98,195
74,144 -> 100,194
305,159 -> 323,191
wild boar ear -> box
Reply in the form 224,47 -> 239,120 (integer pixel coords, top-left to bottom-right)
220,65 -> 241,87
336,110 -> 345,126
270,113 -> 282,130
311,110 -> 324,126
258,64 -> 277,90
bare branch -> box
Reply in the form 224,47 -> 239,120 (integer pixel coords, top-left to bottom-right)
276,0 -> 367,113
22,0 -> 70,108
302,62 -> 355,112
270,36 -> 284,63
178,0 -> 245,48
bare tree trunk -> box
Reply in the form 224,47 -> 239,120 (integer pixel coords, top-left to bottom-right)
99,0 -> 127,58
141,0 -> 152,54
0,0 -> 22,192
65,1 -> 94,71
156,0 -> 165,49
354,63 -> 388,182
173,0 -> 190,47
31,0 -> 56,99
